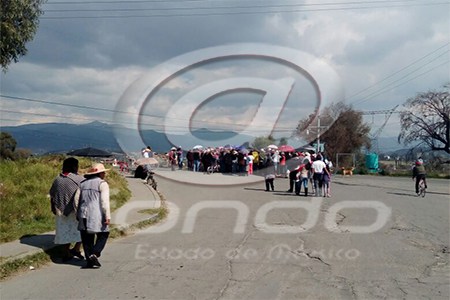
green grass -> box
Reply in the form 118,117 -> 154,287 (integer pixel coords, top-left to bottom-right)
0,252 -> 51,281
0,200 -> 168,281
0,156 -> 167,280
0,156 -> 131,243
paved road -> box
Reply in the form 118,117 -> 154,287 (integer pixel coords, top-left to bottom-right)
1,174 -> 449,299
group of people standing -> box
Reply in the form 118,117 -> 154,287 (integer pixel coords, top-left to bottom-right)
49,158 -> 111,269
168,146 -> 296,177
284,152 -> 333,197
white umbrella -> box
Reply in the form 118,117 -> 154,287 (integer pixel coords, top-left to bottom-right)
267,144 -> 278,149
193,145 -> 204,150
136,157 -> 159,166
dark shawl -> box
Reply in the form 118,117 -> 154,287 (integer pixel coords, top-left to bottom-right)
49,173 -> 84,216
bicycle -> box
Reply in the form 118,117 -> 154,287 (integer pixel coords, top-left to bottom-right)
146,171 -> 158,190
417,178 -> 426,197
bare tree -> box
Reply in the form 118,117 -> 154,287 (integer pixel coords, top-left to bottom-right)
398,84 -> 450,154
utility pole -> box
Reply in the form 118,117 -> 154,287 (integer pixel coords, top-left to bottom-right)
307,116 -> 329,154
317,117 -> 321,154
360,105 -> 399,153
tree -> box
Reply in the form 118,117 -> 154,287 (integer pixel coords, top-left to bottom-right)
1,0 -> 45,71
398,84 -> 450,154
278,137 -> 289,146
1,132 -> 17,159
295,102 -> 371,161
251,135 -> 275,150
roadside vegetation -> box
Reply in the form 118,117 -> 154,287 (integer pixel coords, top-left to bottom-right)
0,155 -> 131,243
0,155 -> 168,280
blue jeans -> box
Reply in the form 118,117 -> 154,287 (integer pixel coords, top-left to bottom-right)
193,160 -> 200,172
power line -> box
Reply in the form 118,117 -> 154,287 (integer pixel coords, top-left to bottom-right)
40,1 -> 449,19
353,59 -> 450,106
43,0 -> 425,5
0,95 -> 300,133
348,43 -> 449,104
43,0 -> 429,12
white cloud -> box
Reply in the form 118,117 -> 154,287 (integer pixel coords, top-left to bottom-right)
1,0 -> 449,143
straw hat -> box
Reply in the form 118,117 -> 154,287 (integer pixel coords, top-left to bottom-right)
85,163 -> 110,175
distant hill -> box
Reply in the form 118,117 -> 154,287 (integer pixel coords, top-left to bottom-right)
1,122 -> 121,154
6,121 -> 413,155
1,122 -> 255,155
376,137 -> 405,153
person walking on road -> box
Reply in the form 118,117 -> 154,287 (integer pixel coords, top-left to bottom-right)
322,160 -> 332,197
75,163 -> 111,268
295,163 -> 310,196
49,157 -> 85,262
412,159 -> 427,195
311,155 -> 327,197
263,158 -> 276,191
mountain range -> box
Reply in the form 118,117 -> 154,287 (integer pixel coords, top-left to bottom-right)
0,122 -> 255,155
1,121 -> 407,155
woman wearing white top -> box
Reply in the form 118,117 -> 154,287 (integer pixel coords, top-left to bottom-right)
75,163 -> 111,268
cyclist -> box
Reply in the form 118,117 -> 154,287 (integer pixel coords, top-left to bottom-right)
412,159 -> 427,195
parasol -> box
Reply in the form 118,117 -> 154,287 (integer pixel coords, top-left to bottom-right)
136,157 -> 159,166
278,145 -> 295,152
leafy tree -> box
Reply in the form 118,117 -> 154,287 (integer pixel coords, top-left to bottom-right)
1,132 -> 17,159
278,137 -> 288,146
1,0 -> 45,71
295,102 -> 371,161
251,135 -> 275,150
398,84 -> 450,154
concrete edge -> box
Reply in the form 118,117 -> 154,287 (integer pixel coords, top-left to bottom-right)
0,183 -> 165,268
154,172 -> 265,187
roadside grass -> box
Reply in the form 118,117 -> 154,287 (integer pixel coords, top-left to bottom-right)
0,252 -> 52,281
0,156 -> 130,243
0,164 -> 167,281
0,203 -> 168,281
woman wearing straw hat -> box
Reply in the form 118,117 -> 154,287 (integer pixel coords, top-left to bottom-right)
75,163 -> 111,268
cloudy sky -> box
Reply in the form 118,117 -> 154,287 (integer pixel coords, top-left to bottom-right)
1,0 -> 449,150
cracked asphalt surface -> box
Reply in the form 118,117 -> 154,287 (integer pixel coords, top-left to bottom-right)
1,174 -> 449,299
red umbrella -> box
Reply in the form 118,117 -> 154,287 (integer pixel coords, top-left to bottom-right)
278,145 -> 295,152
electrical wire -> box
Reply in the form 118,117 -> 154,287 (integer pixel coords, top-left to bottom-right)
354,59 -> 449,106
40,0 -> 449,19
0,96 -> 300,133
348,43 -> 449,104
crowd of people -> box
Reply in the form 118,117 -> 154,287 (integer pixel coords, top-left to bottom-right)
48,147 -> 427,269
155,145 -> 295,175
154,144 -> 334,197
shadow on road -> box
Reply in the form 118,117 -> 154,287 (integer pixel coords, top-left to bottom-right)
386,192 -> 415,197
